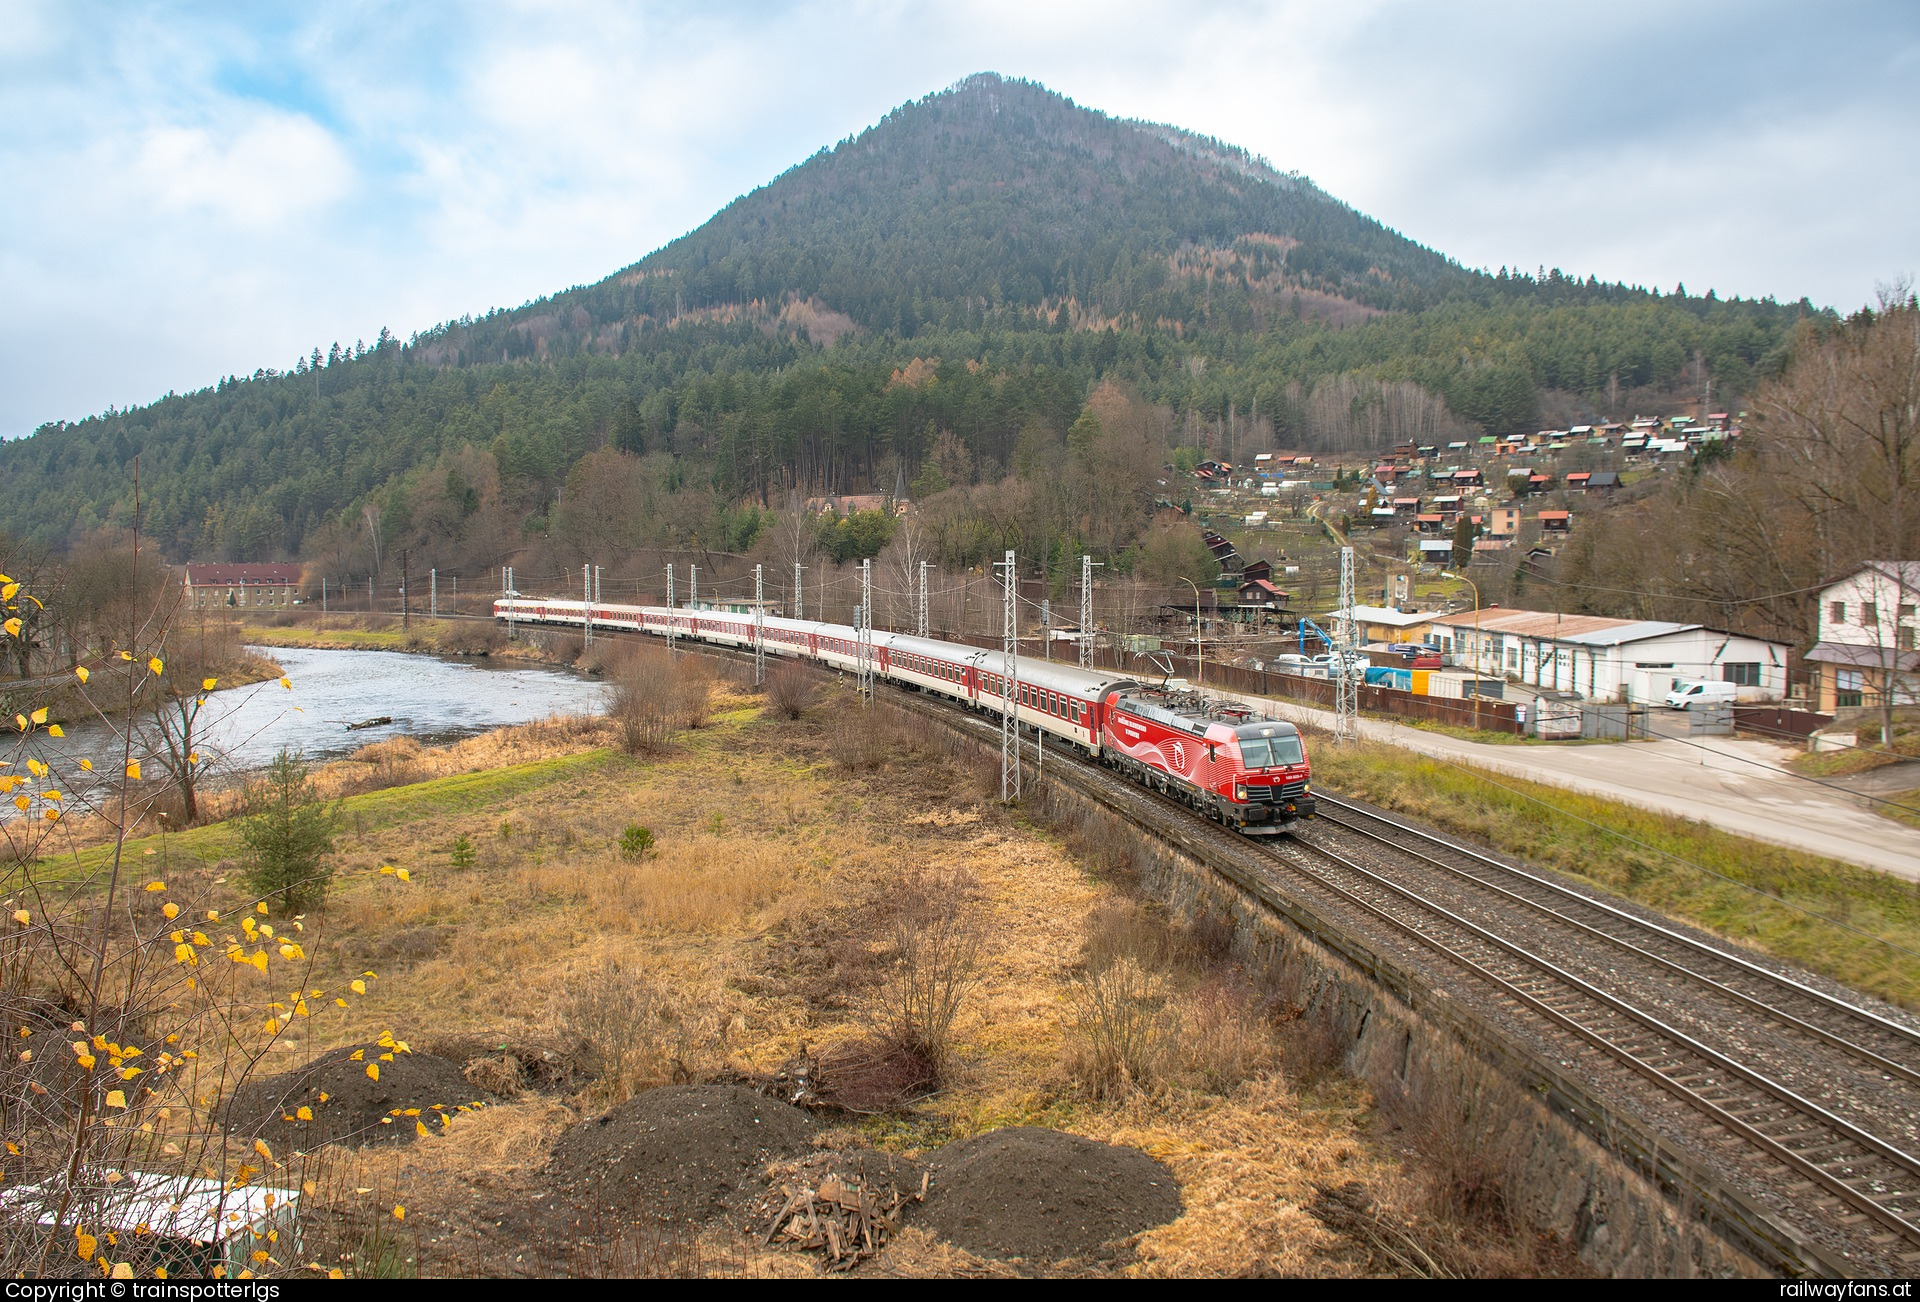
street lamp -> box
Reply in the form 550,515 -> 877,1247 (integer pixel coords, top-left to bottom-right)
1442,570 -> 1482,732
1179,576 -> 1204,685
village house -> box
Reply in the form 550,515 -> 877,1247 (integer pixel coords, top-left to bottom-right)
1425,607 -> 1790,703
1804,562 -> 1920,711
179,563 -> 303,610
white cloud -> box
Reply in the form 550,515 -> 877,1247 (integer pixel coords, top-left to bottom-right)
0,0 -> 1914,437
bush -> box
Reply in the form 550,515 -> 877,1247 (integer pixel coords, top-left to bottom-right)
874,870 -> 981,1076
1067,957 -> 1177,1099
237,749 -> 342,915
450,834 -> 476,870
619,825 -> 655,860
607,646 -> 712,754
765,661 -> 815,720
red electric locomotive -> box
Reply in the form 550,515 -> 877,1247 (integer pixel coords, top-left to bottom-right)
1099,685 -> 1314,834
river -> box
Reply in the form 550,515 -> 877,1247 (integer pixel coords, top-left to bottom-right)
16,646 -> 609,807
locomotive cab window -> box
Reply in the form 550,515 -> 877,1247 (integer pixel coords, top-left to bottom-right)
1238,734 -> 1304,768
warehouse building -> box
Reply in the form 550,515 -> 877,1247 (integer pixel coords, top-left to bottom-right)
1424,608 -> 1790,702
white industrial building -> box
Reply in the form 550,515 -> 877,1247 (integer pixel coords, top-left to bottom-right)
1424,608 -> 1791,703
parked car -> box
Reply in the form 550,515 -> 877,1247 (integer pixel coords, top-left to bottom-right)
1665,680 -> 1738,710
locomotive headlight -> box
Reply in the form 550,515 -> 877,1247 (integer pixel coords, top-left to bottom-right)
1302,783 -> 1310,793
1234,785 -> 1248,801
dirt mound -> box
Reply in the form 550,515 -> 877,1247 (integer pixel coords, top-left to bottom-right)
921,1127 -> 1181,1263
422,1034 -> 594,1096
227,1045 -> 487,1152
549,1083 -> 816,1225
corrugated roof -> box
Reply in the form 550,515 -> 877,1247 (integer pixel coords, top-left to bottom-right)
1426,608 -> 1697,643
1805,641 -> 1920,671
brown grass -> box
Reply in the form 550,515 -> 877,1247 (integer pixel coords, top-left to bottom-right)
111,673 -> 1579,1277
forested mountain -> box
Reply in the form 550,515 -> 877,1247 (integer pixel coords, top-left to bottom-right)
0,73 -> 1821,568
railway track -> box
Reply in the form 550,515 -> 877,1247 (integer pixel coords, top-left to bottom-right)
486,631 -> 1920,1272
879,684 -> 1920,1272
1276,809 -> 1920,1261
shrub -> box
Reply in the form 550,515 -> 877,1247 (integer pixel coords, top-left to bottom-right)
237,749 -> 342,915
765,661 -> 814,720
619,824 -> 655,860
1067,957 -> 1177,1099
874,870 -> 982,1075
450,834 -> 476,870
606,646 -> 711,753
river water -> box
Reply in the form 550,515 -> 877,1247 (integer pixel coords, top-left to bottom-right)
16,646 -> 609,807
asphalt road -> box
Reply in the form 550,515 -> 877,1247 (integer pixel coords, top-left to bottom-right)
1220,689 -> 1920,879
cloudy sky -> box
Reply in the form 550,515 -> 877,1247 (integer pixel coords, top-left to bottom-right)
2,0 -> 1914,437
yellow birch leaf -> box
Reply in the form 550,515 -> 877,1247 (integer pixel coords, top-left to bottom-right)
378,1052 -> 393,1062
42,790 -> 60,801
104,1090 -> 126,1109
144,881 -> 165,892
391,1205 -> 404,1220
147,657 -> 164,674
415,1120 -> 429,1137
377,1032 -> 394,1048
254,1138 -> 272,1161
248,951 -> 268,974
12,910 -> 27,925
13,714 -> 24,731
11,797 -> 26,812
0,583 -> 16,600
296,1106 -> 312,1121
162,902 -> 179,920
47,724 -> 62,737
395,868 -> 411,883
202,678 -> 217,691
119,651 -> 131,661
350,980 -> 366,995
349,1049 -> 363,1060
378,865 -> 394,876
74,666 -> 89,683
78,758 -> 92,771
366,1063 -> 379,1081
125,762 -> 141,781
77,1054 -> 95,1070
256,903 -> 268,915
30,707 -> 46,724
3,620 -> 20,639
173,944 -> 194,965
280,677 -> 291,690
318,1092 -> 329,1101
334,998 -> 347,1008
156,1268 -> 168,1279
76,1233 -> 96,1260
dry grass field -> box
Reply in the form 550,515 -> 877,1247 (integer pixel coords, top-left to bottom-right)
43,664 -> 1575,1277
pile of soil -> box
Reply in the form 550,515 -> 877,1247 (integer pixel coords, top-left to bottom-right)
226,1045 -> 485,1152
549,1083 -> 817,1225
920,1127 -> 1182,1263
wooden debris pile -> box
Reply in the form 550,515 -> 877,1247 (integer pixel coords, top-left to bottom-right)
762,1168 -> 928,1270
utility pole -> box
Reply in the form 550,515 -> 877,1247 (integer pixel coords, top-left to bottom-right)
401,550 -> 410,630
666,564 -> 676,657
504,566 -> 515,639
321,577 -> 328,628
1079,554 -> 1102,669
918,560 -> 932,638
1335,545 -> 1357,741
794,560 -> 804,621
594,565 -> 601,604
582,564 -> 592,649
998,549 -> 1019,802
368,576 -> 373,613
857,558 -> 873,704
1042,599 -> 1051,661
690,564 -> 698,613
450,573 -> 456,617
429,568 -> 437,618
754,564 -> 766,685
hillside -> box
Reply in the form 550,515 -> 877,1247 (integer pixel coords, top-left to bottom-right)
0,73 -> 1818,565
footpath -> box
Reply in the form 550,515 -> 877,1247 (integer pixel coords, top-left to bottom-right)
1217,687 -> 1920,880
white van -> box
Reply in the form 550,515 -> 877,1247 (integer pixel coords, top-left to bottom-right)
1666,680 -> 1738,710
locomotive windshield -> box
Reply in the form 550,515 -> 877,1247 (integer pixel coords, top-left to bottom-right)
1237,733 -> 1304,768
